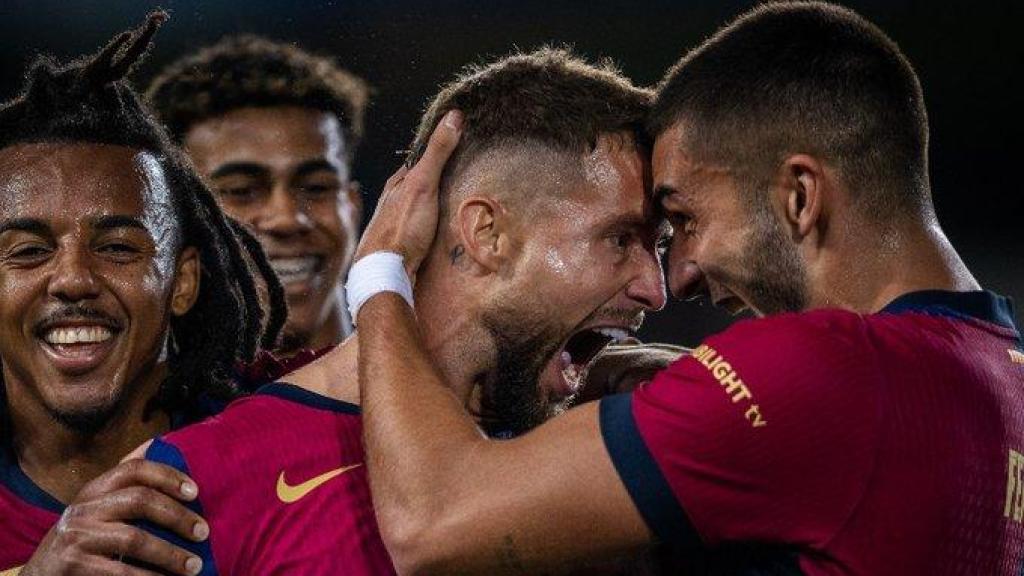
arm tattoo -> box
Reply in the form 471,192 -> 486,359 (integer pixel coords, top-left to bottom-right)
450,244 -> 465,265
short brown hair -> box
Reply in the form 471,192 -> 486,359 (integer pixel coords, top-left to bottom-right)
650,2 -> 931,220
408,47 -> 651,203
146,35 -> 369,158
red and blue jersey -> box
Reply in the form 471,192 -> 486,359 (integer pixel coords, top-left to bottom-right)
0,442 -> 62,571
601,290 -> 1024,575
144,382 -> 395,575
0,397 -> 217,572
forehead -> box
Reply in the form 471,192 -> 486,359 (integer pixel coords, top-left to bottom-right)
0,142 -> 163,221
183,106 -> 348,174
573,133 -> 650,217
652,121 -> 732,205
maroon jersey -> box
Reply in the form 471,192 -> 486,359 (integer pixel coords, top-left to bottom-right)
601,290 -> 1024,575
145,382 -> 395,575
0,399 -> 211,572
0,445 -> 61,571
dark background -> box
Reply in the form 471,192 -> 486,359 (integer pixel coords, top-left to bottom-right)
1,0 -> 1020,346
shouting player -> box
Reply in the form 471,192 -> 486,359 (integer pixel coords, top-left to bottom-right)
137,48 -> 668,574
147,36 -> 369,353
351,3 -> 1023,575
0,14 -> 284,575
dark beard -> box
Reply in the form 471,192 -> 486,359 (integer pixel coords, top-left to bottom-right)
479,307 -> 564,438
742,202 -> 809,315
49,400 -> 122,436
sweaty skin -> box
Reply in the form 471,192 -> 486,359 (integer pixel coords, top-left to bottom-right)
354,104 -> 988,575
354,113 -> 652,575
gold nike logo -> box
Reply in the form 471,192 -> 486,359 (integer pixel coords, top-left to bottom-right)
276,463 -> 363,504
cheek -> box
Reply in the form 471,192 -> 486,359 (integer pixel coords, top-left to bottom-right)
313,201 -> 353,251
107,262 -> 175,317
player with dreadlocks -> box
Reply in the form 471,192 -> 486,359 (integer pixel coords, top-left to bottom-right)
0,12 -> 285,575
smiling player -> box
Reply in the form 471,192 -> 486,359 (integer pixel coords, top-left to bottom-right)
350,4 -> 1024,575
0,14 -> 283,574
148,36 -> 368,354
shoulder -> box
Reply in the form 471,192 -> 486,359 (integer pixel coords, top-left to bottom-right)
657,309 -> 877,389
636,309 -> 882,438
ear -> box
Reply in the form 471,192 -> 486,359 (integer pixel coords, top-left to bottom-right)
776,154 -> 825,240
454,196 -> 512,273
170,246 -> 201,316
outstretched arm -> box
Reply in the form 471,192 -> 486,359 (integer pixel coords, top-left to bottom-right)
355,111 -> 652,575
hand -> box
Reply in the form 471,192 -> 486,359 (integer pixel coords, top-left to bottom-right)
575,343 -> 689,404
21,458 -> 207,576
354,109 -> 463,277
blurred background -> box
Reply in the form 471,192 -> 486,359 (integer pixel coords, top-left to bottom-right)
1,0 -> 1020,346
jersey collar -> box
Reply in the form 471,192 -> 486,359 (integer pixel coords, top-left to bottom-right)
881,289 -> 1019,336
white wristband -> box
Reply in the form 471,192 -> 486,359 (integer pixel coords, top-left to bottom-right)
345,251 -> 415,325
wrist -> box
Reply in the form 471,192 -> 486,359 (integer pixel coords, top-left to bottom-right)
346,251 -> 415,325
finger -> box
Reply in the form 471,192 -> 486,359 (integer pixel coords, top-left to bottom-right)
77,459 -> 198,503
81,523 -> 201,576
408,109 -> 463,186
121,439 -> 154,463
72,487 -> 208,542
385,164 -> 410,188
67,555 -> 163,576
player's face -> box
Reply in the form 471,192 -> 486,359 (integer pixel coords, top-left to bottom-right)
652,121 -> 808,316
480,135 -> 668,435
0,143 -> 197,432
185,106 -> 360,350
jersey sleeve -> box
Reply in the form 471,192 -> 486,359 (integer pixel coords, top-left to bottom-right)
140,438 -> 218,576
600,312 -> 882,550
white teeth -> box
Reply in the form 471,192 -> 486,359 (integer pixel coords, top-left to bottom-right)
270,257 -> 319,284
44,326 -> 112,345
596,327 -> 629,343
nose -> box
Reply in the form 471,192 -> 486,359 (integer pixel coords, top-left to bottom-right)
668,260 -> 706,301
255,186 -> 314,238
48,246 -> 100,302
626,249 -> 668,311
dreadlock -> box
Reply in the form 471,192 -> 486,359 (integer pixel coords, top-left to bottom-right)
0,12 -> 287,421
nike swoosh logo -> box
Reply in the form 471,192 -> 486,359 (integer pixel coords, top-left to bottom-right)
276,463 -> 363,503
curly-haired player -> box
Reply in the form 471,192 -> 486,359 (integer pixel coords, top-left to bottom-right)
148,36 -> 369,354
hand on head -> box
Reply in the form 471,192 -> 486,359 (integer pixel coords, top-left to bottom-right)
353,109 -> 463,278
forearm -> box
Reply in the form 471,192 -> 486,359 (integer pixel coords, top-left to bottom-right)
357,294 -> 489,558
358,294 -> 650,574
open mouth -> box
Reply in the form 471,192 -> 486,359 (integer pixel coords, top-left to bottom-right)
556,326 -> 634,396
270,255 -> 324,286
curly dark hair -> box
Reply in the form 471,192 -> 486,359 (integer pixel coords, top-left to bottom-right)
0,12 -> 287,422
146,35 -> 369,159
407,46 -> 651,208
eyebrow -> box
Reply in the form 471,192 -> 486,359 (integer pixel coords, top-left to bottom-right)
92,215 -> 147,231
293,159 -> 340,179
209,162 -> 269,180
0,218 -> 49,236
